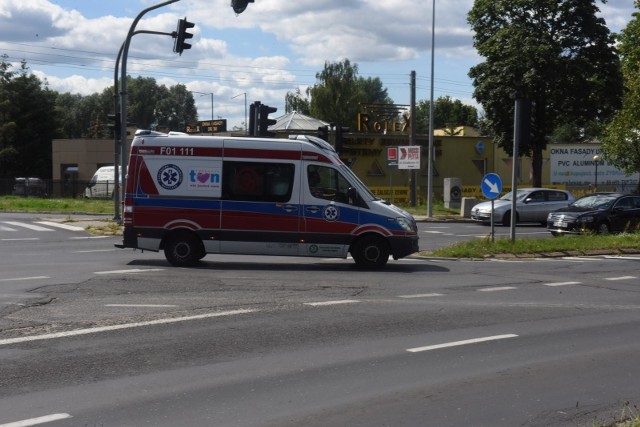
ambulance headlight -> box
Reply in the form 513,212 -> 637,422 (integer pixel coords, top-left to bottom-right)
396,217 -> 414,232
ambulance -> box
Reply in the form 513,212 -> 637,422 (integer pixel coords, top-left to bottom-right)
115,130 -> 419,268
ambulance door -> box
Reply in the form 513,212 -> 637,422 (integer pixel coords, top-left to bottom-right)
301,163 -> 359,258
219,160 -> 300,255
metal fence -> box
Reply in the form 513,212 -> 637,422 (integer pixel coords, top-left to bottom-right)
0,178 -> 93,198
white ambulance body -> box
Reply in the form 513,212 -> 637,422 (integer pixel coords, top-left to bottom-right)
116,130 -> 419,268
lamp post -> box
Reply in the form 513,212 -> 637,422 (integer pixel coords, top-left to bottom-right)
594,155 -> 601,192
426,0 -> 435,217
192,91 -> 214,121
232,92 -> 248,134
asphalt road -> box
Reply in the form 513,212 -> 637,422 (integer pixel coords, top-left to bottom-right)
0,213 -> 638,426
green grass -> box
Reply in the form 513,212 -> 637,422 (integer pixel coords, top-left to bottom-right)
0,196 -> 114,214
428,232 -> 640,258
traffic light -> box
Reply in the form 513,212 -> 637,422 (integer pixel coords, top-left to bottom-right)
317,125 -> 329,141
258,104 -> 277,137
231,0 -> 254,14
107,112 -> 121,137
173,18 -> 195,55
249,101 -> 260,136
335,125 -> 350,155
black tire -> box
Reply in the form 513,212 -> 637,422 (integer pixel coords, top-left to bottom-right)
597,222 -> 610,235
351,235 -> 390,269
163,232 -> 203,267
502,211 -> 512,226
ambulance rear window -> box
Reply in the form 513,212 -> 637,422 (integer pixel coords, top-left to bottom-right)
222,161 -> 294,203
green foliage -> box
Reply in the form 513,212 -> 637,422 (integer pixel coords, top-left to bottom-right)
308,59 -> 392,129
600,3 -> 640,191
285,87 -> 311,115
415,96 -> 479,134
0,59 -> 58,178
468,0 -> 623,186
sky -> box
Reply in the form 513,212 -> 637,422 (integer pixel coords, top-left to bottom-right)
0,0 -> 636,130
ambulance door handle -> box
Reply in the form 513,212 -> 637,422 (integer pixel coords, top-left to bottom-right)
282,204 -> 298,213
306,206 -> 320,214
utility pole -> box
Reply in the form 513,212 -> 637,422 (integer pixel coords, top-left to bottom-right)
410,71 -> 417,207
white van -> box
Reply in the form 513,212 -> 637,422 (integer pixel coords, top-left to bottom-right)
84,166 -> 116,198
115,130 -> 419,268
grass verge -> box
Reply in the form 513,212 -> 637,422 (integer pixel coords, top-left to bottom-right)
426,233 -> 640,258
0,196 -> 113,214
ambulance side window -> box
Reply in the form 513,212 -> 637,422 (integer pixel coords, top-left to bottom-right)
222,161 -> 294,203
307,165 -> 350,204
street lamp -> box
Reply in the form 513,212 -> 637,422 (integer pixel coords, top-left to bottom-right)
232,92 -> 248,134
192,91 -> 214,121
593,155 -> 601,192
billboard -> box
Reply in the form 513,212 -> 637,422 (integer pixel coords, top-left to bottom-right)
549,145 -> 639,188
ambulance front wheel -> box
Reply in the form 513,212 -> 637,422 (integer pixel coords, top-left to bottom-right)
164,232 -> 203,267
351,235 -> 389,269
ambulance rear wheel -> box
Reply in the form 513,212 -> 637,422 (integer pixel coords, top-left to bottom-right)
164,232 -> 202,267
352,235 -> 389,269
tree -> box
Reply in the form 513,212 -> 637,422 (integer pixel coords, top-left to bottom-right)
600,1 -> 640,190
468,0 -> 622,186
308,59 -> 392,129
415,96 -> 479,134
0,60 -> 59,178
284,87 -> 310,115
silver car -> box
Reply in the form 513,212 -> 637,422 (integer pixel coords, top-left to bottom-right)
471,188 -> 575,226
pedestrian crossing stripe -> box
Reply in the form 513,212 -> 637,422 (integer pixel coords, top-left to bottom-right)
35,221 -> 85,231
2,221 -> 53,231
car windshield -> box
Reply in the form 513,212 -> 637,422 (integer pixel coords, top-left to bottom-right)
572,194 -> 618,209
499,189 -> 531,202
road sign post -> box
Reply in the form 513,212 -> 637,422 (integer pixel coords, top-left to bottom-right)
481,173 -> 503,242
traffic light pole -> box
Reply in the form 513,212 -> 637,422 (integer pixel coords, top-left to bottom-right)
113,27 -> 179,223
118,0 -> 179,220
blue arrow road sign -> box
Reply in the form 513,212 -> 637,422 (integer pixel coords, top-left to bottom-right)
481,173 -> 502,199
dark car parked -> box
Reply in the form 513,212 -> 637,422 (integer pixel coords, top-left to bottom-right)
547,193 -> 640,235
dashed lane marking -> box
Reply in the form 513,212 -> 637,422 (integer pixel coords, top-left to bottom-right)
0,309 -> 256,346
94,268 -> 165,275
0,413 -> 73,427
478,286 -> 517,292
407,334 -> 519,353
304,300 -> 361,307
0,276 -> 50,282
605,276 -> 637,281
398,293 -> 445,298
543,281 -> 582,287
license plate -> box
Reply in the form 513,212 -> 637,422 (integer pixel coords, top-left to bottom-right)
553,220 -> 566,227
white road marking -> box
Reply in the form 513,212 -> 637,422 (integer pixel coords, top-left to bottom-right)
70,236 -> 110,240
0,225 -> 17,231
74,249 -> 117,253
0,276 -> 49,282
543,281 -> 582,287
605,276 -> 637,281
0,309 -> 256,346
94,268 -> 165,275
407,334 -> 519,353
398,293 -> 444,298
478,286 -> 517,292
1,238 -> 40,241
105,304 -> 178,308
35,221 -> 85,231
0,413 -> 72,427
2,221 -> 52,232
304,300 -> 360,307
603,255 -> 640,260
423,231 -> 445,234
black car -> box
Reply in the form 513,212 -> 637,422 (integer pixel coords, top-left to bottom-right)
547,193 -> 640,235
